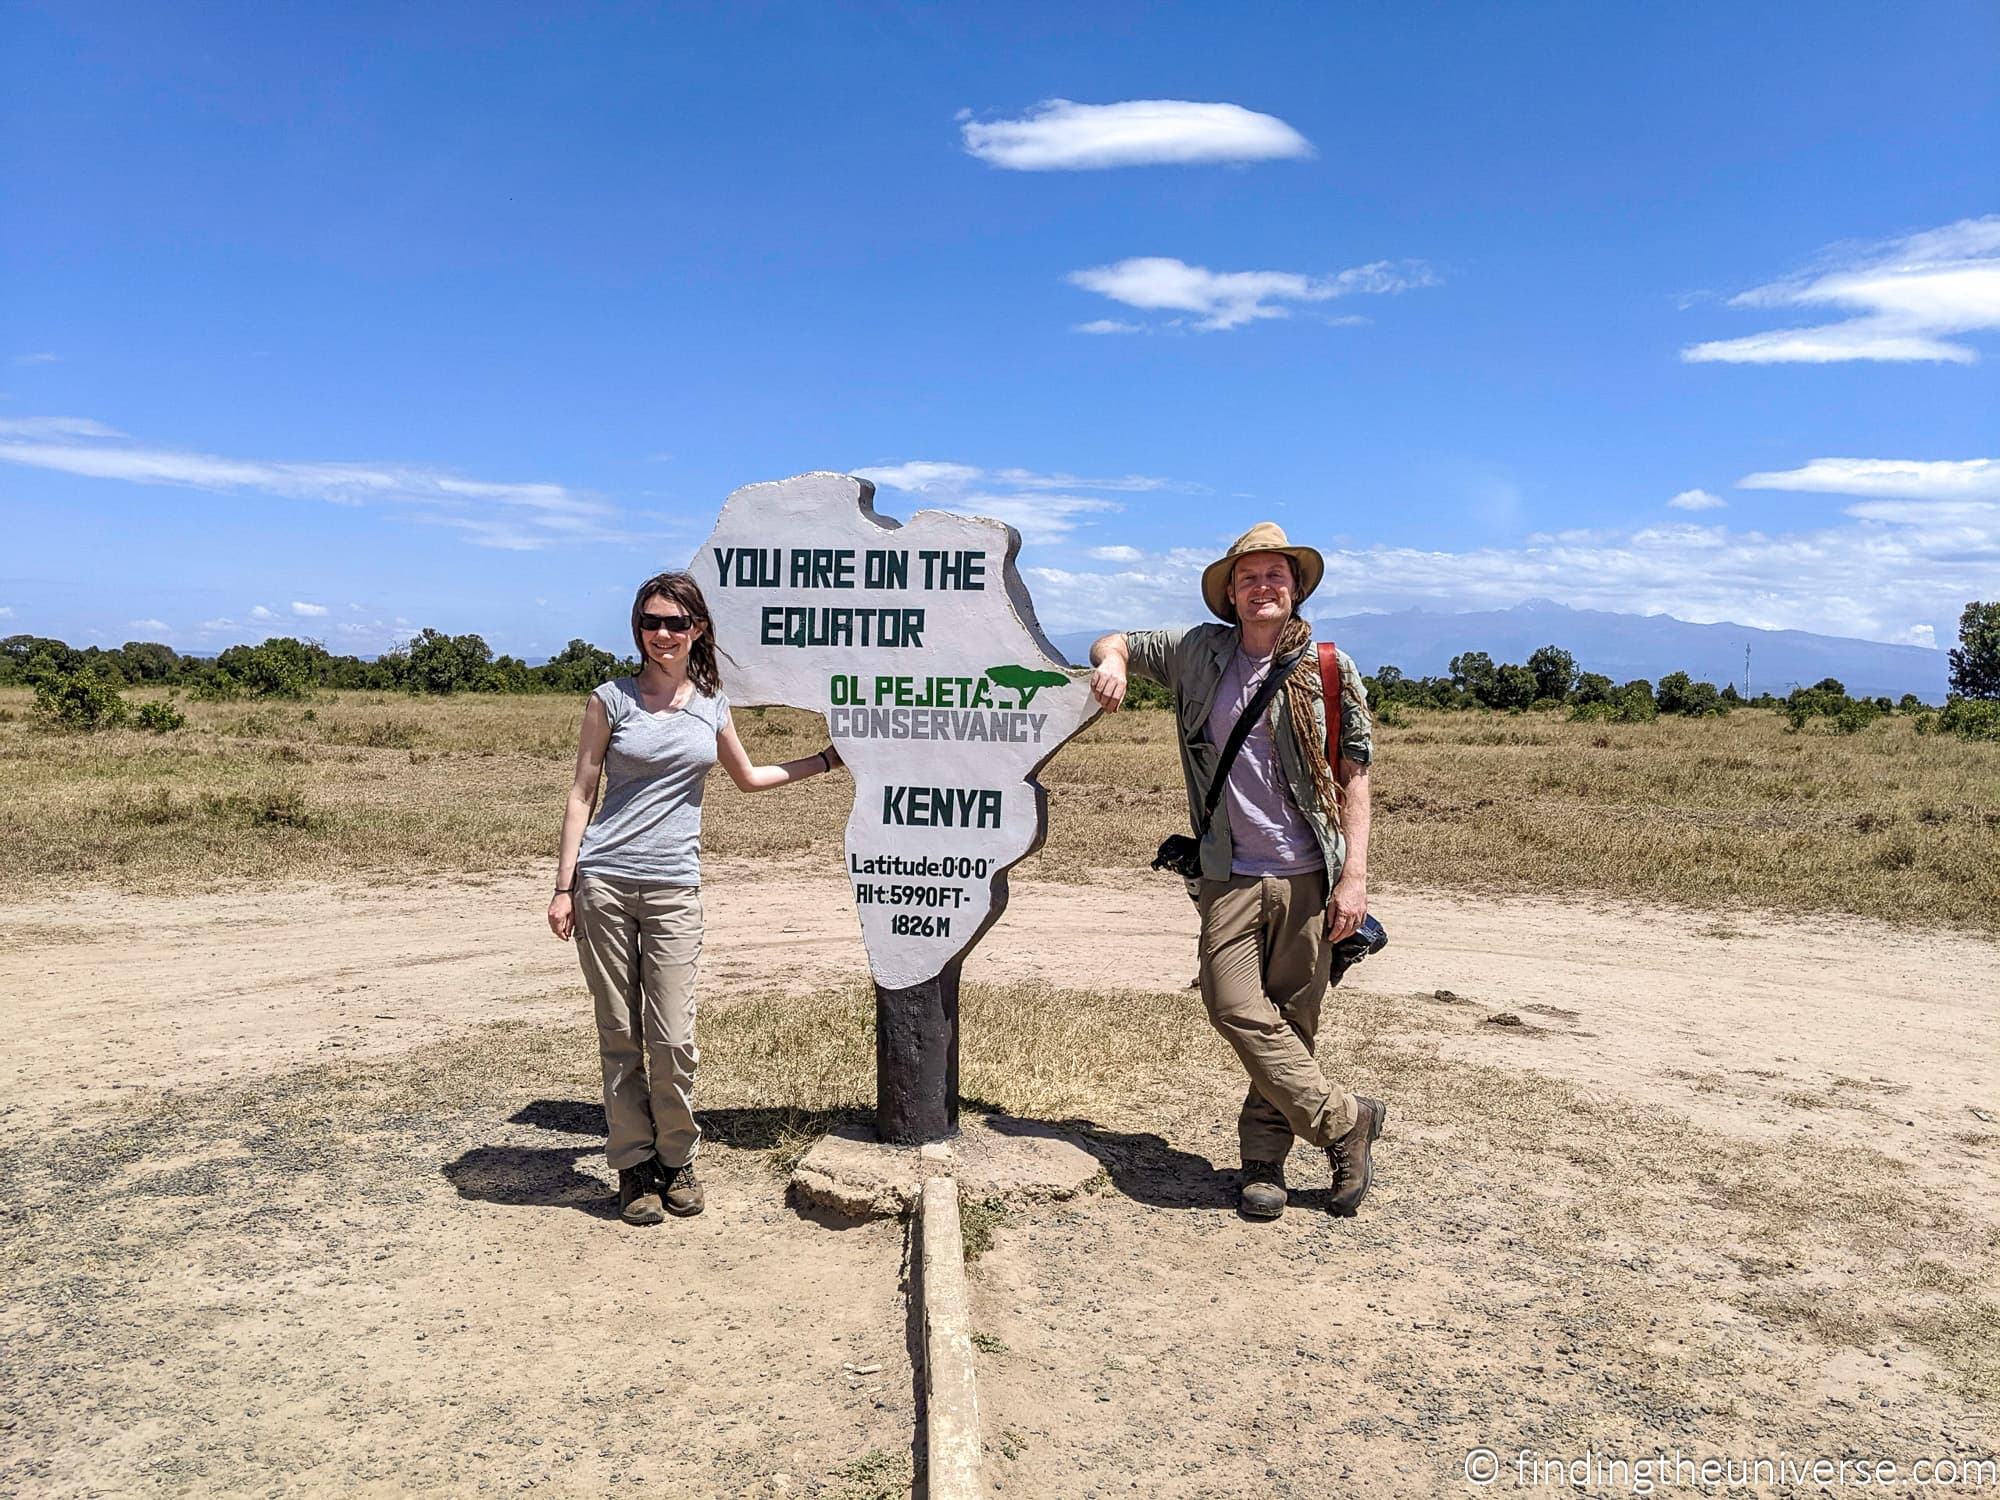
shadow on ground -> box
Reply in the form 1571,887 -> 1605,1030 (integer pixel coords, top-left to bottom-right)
975,1108 -> 1247,1212
442,1098 -> 869,1215
446,1098 -> 1269,1217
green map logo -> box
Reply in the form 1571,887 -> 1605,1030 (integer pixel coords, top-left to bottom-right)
984,664 -> 1068,709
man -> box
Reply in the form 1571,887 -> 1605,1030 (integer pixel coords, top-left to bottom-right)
1088,522 -> 1385,1220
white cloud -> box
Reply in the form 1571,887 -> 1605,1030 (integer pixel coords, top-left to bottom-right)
1067,256 -> 1437,331
128,618 -> 168,632
852,461 -> 984,493
1073,319 -> 1144,336
1023,468 -> 2000,647
1737,456 -> 2000,533
249,605 -> 276,621
0,605 -> 14,618
961,99 -> 1311,171
1667,488 -> 1727,512
10,352 -> 60,366
291,601 -> 328,617
0,420 -> 617,550
1737,457 -> 2000,502
849,458 -> 1179,545
950,494 -> 1117,545
855,461 -> 1171,495
0,416 -> 123,439
990,467 -> 1170,494
1683,216 -> 2000,364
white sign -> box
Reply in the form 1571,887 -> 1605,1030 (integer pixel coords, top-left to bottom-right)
695,472 -> 1098,988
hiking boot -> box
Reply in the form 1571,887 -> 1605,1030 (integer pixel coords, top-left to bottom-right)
617,1162 -> 666,1226
662,1159 -> 705,1217
1326,1097 -> 1386,1218
1238,1159 -> 1287,1220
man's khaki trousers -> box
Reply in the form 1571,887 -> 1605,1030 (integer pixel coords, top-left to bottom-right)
573,874 -> 702,1172
1197,871 -> 1360,1163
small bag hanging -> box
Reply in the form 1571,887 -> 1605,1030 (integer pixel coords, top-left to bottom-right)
1150,646 -> 1307,880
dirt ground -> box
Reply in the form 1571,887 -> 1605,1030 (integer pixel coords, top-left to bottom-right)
3,865 -> 1997,1497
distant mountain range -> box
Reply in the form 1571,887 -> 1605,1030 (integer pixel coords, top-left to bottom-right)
1050,600 -> 1951,701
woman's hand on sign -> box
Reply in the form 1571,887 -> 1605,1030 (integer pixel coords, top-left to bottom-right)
548,891 -> 575,941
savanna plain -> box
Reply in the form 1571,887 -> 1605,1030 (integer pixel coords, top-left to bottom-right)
3,687 -> 1997,1498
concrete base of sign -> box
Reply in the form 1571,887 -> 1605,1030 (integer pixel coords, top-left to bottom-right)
789,1113 -> 1102,1220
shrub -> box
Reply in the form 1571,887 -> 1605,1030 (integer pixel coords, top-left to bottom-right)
1832,699 -> 1880,734
214,638 -> 318,700
1572,672 -> 1616,707
1948,600 -> 2000,699
1657,671 -> 1726,717
1569,681 -> 1656,724
401,628 -> 498,695
1527,645 -> 1578,703
538,638 -> 627,694
1936,698 -> 2000,743
133,698 -> 187,734
1783,685 -> 1881,734
1448,650 -> 1497,703
1490,663 -> 1538,712
32,670 -> 129,732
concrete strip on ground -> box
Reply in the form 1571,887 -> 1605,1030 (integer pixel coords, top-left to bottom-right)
920,1174 -> 983,1500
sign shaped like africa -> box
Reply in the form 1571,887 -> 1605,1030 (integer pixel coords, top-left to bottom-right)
696,472 -> 1099,1141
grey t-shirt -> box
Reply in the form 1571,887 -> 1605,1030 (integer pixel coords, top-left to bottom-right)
1205,647 -> 1323,877
575,677 -> 730,887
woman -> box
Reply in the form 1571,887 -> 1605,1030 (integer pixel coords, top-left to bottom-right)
548,570 -> 842,1226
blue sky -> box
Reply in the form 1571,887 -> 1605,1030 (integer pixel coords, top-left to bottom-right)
3,1 -> 1996,659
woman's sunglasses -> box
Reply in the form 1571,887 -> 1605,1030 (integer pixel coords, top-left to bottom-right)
639,612 -> 696,634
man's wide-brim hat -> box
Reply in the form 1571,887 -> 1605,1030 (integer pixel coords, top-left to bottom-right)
1201,521 -> 1325,621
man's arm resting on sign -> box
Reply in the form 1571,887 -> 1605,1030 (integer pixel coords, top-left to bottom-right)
1088,632 -> 1129,712
1326,756 -> 1371,943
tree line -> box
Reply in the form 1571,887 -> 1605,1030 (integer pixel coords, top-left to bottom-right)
1121,602 -> 2000,741
6,600 -> 1996,741
1,630 -> 639,701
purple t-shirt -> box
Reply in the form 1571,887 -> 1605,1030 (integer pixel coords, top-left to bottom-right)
1205,647 -> 1323,877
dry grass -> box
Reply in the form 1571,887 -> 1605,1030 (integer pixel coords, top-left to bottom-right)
1026,703 -> 2000,929
0,688 -> 849,894
12,974 -> 1996,1409
3,688 -> 1996,930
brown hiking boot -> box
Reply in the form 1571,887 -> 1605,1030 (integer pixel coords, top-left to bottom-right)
1326,1097 -> 1386,1218
662,1159 -> 704,1217
617,1162 -> 666,1225
1239,1159 -> 1287,1220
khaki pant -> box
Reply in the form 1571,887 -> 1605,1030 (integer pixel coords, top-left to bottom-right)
573,874 -> 703,1172
1198,872 -> 1359,1163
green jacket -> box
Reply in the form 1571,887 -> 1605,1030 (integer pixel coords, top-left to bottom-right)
1125,624 -> 1373,883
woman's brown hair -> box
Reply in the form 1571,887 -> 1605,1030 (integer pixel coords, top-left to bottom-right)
630,571 -> 721,696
